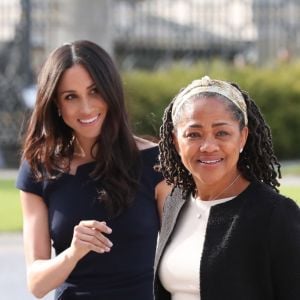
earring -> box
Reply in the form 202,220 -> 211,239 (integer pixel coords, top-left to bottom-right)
58,109 -> 61,117
239,148 -> 243,153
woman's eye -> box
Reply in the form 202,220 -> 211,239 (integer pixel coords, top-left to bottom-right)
65,94 -> 76,100
186,132 -> 201,138
90,87 -> 98,94
217,131 -> 229,137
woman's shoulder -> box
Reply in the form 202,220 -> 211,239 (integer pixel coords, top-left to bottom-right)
135,136 -> 160,160
133,136 -> 164,186
16,159 -> 44,197
134,135 -> 158,150
246,180 -> 299,214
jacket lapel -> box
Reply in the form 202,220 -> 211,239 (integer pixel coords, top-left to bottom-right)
155,187 -> 187,270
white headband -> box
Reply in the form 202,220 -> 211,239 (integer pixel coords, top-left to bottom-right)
171,76 -> 248,125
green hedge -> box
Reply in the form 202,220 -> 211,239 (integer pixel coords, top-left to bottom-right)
123,61 -> 300,159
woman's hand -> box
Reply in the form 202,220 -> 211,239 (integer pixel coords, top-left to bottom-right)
21,193 -> 115,297
69,220 -> 113,261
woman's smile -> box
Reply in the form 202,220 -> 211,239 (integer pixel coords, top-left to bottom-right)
78,114 -> 101,125
197,158 -> 223,165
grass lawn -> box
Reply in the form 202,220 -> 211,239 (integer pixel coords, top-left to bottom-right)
0,179 -> 299,232
280,186 -> 300,203
0,179 -> 22,231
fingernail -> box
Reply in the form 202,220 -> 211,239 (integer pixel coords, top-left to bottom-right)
106,227 -> 112,234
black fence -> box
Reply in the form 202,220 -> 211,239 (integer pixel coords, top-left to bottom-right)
1,0 -> 300,167
114,0 -> 300,68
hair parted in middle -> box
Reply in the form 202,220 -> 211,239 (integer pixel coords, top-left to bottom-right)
158,78 -> 281,198
22,40 -> 140,217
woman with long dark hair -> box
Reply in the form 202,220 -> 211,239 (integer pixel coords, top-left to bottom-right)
16,40 -> 170,299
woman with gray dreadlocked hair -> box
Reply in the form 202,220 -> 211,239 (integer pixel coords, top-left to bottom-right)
154,76 -> 300,300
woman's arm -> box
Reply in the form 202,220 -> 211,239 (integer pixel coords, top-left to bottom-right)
134,136 -> 172,218
269,197 -> 300,299
155,180 -> 172,220
134,136 -> 172,219
21,191 -> 113,298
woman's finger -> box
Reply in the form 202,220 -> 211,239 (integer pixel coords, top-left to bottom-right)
74,221 -> 113,251
74,230 -> 112,252
79,220 -> 112,234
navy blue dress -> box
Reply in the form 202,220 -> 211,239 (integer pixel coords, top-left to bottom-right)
16,147 -> 163,300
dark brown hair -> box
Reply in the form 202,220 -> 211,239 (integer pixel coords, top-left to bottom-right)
22,40 -> 140,216
158,83 -> 281,198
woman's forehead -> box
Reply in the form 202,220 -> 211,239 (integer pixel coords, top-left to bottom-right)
179,96 -> 232,117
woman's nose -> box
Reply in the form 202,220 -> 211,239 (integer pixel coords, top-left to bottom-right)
199,137 -> 219,152
80,98 -> 93,114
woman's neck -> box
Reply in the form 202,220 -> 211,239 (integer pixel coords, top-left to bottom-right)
194,172 -> 249,201
73,137 -> 96,161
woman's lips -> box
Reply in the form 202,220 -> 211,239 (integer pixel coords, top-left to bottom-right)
197,158 -> 223,164
78,114 -> 100,125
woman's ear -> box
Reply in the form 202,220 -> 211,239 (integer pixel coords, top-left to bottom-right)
240,126 -> 249,150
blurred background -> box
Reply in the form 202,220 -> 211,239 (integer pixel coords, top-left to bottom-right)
0,0 -> 300,167
0,0 -> 300,298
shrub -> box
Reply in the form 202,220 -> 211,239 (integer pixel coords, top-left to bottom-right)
123,61 -> 300,160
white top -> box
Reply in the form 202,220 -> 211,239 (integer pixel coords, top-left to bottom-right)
159,195 -> 234,300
